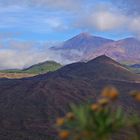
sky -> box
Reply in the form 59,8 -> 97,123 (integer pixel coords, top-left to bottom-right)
0,0 -> 140,69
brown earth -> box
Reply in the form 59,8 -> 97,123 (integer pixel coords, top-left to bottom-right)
0,73 -> 36,79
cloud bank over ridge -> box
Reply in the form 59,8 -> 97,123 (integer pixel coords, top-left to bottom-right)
0,0 -> 140,69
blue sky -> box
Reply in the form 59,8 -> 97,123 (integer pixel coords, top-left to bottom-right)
0,0 -> 139,69
0,0 -> 137,41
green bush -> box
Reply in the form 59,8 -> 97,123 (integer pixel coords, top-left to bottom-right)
55,86 -> 140,140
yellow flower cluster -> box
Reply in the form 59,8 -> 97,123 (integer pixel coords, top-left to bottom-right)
101,86 -> 119,100
91,86 -> 119,111
59,130 -> 70,140
56,86 -> 140,140
56,112 -> 75,139
130,91 -> 140,102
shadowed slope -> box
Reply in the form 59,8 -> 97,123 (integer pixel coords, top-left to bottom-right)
53,55 -> 140,82
0,55 -> 139,140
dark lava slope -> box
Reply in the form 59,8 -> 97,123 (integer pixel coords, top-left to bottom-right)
0,55 -> 139,140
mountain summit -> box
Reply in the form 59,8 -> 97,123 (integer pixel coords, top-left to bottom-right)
55,55 -> 140,82
88,55 -> 116,63
51,33 -> 140,64
75,32 -> 92,38
52,32 -> 114,51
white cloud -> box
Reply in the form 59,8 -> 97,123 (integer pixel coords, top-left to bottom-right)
0,39 -> 69,70
0,40 -> 46,69
74,3 -> 140,38
33,0 -> 81,11
1,0 -> 140,36
129,17 -> 140,37
111,0 -> 140,15
45,18 -> 68,31
87,11 -> 126,31
0,0 -> 82,11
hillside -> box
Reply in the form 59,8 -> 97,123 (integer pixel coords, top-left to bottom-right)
52,32 -> 113,51
0,61 -> 62,78
87,37 -> 140,64
23,61 -> 62,74
0,55 -> 139,140
51,32 -> 114,61
55,55 -> 139,82
51,33 -> 140,64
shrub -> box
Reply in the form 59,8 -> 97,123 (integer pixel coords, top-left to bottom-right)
55,86 -> 140,140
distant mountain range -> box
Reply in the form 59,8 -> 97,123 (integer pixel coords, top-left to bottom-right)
0,61 -> 62,78
0,55 -> 139,140
130,64 -> 140,68
51,32 -> 140,64
129,63 -> 140,74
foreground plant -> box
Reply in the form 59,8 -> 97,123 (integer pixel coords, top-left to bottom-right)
55,86 -> 140,140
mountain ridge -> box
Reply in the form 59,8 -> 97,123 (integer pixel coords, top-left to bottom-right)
53,55 -> 140,82
52,32 -> 114,51
51,32 -> 140,64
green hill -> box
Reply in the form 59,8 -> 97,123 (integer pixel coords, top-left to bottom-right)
0,61 -> 62,75
23,61 -> 62,74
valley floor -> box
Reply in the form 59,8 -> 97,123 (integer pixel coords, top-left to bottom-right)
0,72 -> 36,79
